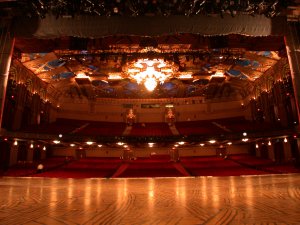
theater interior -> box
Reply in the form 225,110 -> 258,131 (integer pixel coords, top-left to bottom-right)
0,0 -> 300,224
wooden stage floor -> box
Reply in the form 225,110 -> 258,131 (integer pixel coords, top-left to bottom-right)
0,174 -> 300,225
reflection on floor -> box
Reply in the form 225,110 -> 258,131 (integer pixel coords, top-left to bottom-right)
0,174 -> 300,224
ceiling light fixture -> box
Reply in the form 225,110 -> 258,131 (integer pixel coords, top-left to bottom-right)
126,58 -> 175,92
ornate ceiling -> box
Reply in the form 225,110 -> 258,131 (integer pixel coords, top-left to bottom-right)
14,34 -> 285,101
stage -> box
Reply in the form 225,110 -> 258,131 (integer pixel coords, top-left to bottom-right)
0,174 -> 300,224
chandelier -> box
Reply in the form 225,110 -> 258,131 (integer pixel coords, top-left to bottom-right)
126,58 -> 175,91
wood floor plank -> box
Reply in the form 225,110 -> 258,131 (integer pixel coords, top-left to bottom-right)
0,174 -> 299,224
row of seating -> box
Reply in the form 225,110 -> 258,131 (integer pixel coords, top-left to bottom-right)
3,155 -> 299,178
20,117 -> 278,136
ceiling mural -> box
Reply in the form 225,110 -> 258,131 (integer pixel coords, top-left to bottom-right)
18,44 -> 282,102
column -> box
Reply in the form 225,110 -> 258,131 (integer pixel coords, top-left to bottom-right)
285,21 -> 300,165
0,26 -> 15,129
9,144 -> 18,166
11,85 -> 27,130
285,22 -> 300,126
283,139 -> 292,162
27,147 -> 34,163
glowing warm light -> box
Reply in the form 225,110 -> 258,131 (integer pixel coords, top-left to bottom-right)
70,144 -> 75,147
148,142 -> 154,147
53,140 -> 60,144
76,72 -> 90,79
211,71 -> 224,78
127,59 -> 174,91
178,142 -> 185,145
209,140 -> 216,144
43,146 -> 46,151
284,137 -> 288,143
268,141 -> 271,146
227,142 -> 232,145
30,143 -> 34,148
200,143 -> 205,146
117,142 -> 124,146
59,134 -> 63,138
144,77 -> 157,91
14,140 -> 18,146
256,144 -> 259,148
108,73 -> 123,80
174,144 -> 179,147
178,73 -> 193,79
242,138 -> 249,142
86,141 -> 94,145
98,144 -> 102,148
243,132 -> 247,136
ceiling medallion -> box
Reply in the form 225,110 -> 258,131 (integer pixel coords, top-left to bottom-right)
125,58 -> 177,91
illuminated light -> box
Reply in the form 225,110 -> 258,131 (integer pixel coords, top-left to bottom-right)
277,118 -> 280,121
211,71 -> 224,78
209,140 -> 216,144
268,141 -> 271,146
43,146 -> 46,151
178,73 -> 193,79
200,143 -> 205,146
256,144 -> 259,148
284,137 -> 288,143
4,138 -> 8,141
128,68 -> 140,73
59,134 -> 63,138
57,105 -> 60,108
174,144 -> 179,147
13,140 -> 18,146
227,142 -> 232,145
242,138 -> 249,142
98,144 -> 102,148
178,142 -> 185,145
148,143 -> 154,147
128,58 -> 173,92
86,141 -> 93,145
30,143 -> 34,148
144,77 -> 157,91
11,95 -> 14,99
294,122 -> 297,124
108,73 -> 123,80
293,135 -> 297,138
53,140 -> 60,144
123,145 -> 128,148
243,132 -> 247,136
117,142 -> 124,146
76,72 -> 90,79
79,147 -> 83,149
241,103 -> 244,106
70,144 -> 75,147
